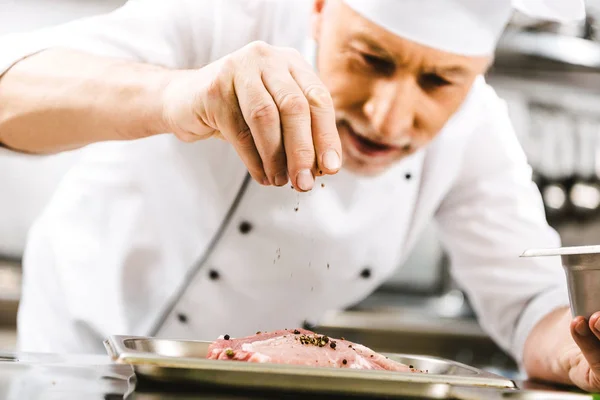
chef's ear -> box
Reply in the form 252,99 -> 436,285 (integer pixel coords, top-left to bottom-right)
311,0 -> 327,40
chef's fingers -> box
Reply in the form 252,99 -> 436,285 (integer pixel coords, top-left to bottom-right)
234,72 -> 287,186
262,69 -> 316,192
212,75 -> 269,185
571,315 -> 600,372
290,64 -> 342,176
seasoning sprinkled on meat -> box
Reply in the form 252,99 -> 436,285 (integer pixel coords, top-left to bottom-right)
207,329 -> 419,372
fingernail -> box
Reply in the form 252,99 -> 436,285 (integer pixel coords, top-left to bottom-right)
595,318 -> 600,332
261,177 -> 271,186
322,150 -> 341,171
274,172 -> 288,186
577,320 -> 590,336
296,169 -> 314,191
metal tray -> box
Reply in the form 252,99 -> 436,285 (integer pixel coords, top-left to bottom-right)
104,335 -> 515,399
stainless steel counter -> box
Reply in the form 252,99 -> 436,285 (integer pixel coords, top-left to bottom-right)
0,351 -> 594,400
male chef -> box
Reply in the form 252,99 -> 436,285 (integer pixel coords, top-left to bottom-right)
1,0 -> 599,391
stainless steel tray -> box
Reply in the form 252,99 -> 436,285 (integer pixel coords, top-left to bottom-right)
104,335 -> 516,399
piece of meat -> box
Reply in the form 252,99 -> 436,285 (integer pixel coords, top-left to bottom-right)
206,328 -> 424,372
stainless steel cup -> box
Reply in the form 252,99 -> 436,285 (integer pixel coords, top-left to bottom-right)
521,245 -> 600,319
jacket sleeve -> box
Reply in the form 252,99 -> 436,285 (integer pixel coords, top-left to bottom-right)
434,83 -> 569,364
0,0 -> 215,75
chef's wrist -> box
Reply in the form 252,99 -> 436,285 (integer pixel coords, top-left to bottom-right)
156,68 -> 201,140
522,306 -> 572,385
125,67 -> 181,140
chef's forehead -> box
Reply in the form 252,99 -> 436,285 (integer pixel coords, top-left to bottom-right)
342,0 -> 585,56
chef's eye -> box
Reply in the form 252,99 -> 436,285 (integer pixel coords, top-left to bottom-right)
360,53 -> 395,75
419,73 -> 452,89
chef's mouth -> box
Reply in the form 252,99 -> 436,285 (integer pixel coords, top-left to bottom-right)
339,120 -> 407,158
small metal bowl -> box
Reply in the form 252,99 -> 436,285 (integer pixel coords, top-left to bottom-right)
521,245 -> 600,319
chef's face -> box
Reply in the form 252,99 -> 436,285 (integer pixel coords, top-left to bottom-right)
311,0 -> 491,176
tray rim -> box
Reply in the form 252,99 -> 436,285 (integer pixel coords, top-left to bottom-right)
104,335 -> 516,390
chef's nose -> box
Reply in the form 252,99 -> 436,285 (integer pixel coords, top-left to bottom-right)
363,77 -> 416,140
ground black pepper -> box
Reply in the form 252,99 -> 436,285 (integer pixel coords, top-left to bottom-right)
224,334 -> 230,340
409,365 -> 414,369
256,331 -> 261,335
342,359 -> 347,365
293,329 -> 301,334
330,341 -> 337,349
298,333 -> 329,347
321,183 -> 325,188
341,337 -> 345,340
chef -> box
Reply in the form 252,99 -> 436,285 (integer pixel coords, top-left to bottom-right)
1,0 -> 599,391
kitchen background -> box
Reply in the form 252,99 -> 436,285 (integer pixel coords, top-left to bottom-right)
2,0 -> 600,377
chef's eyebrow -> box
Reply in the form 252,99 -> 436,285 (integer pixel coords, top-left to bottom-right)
348,33 -> 394,59
429,66 -> 470,79
350,33 -> 472,79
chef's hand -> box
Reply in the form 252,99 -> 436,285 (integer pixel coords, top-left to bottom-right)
566,312 -> 600,391
524,307 -> 600,392
161,41 -> 342,191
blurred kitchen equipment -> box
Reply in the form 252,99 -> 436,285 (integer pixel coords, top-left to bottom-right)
521,245 -> 600,318
487,4 -> 600,240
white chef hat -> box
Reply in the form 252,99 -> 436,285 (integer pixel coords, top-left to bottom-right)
343,0 -> 585,56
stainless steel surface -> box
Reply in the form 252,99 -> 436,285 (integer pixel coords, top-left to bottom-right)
0,350 -> 592,400
521,246 -> 600,257
0,351 -> 133,400
450,385 -> 594,400
316,309 -> 518,376
522,245 -> 600,318
104,335 -> 516,398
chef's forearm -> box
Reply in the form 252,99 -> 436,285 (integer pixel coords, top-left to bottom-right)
522,306 -> 573,385
0,48 -> 173,153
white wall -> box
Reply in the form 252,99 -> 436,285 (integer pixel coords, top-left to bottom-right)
0,0 -> 126,257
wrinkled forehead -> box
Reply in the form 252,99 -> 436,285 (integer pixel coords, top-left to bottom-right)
342,0 -> 585,57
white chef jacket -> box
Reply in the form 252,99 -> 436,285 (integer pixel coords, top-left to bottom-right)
0,0 -> 569,364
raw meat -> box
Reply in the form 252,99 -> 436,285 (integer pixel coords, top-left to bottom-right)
206,328 -> 423,372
